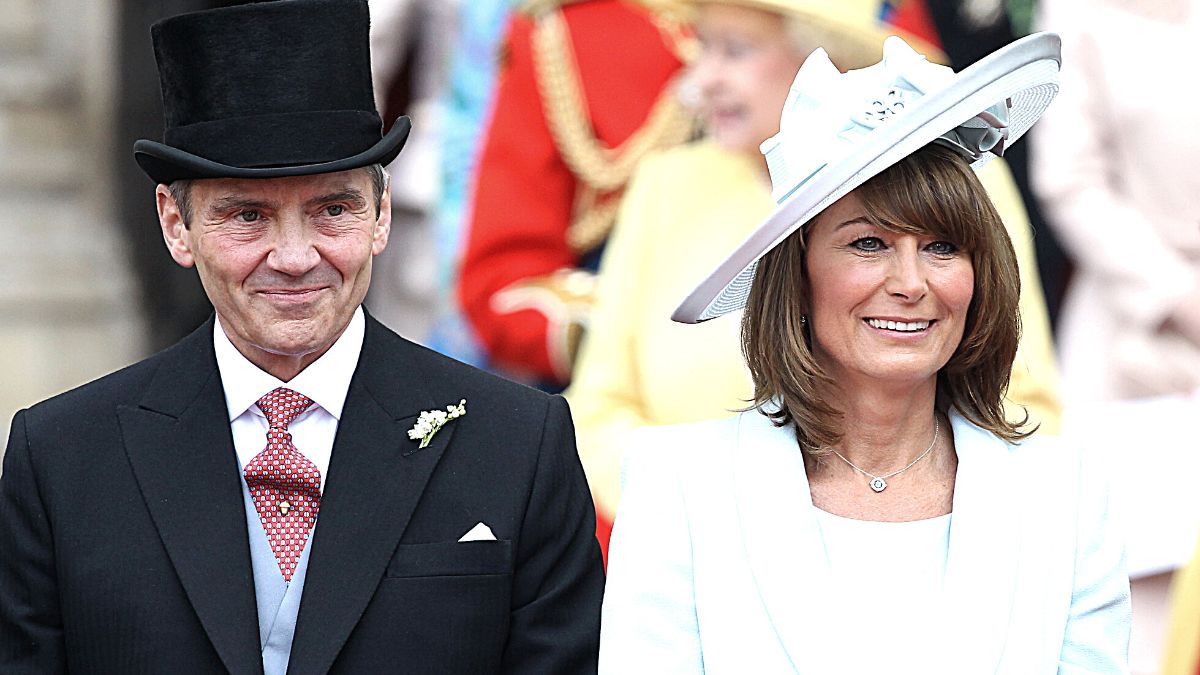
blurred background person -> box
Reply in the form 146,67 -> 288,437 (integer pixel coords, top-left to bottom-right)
566,0 -> 1061,549
456,0 -> 696,389
424,0 -> 519,368
363,0 -> 461,340
1162,536 -> 1200,674
1033,1 -> 1200,672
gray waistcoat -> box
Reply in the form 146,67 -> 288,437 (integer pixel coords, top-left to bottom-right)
241,478 -> 314,675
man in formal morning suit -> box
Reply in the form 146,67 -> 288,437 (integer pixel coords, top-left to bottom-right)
0,1 -> 605,672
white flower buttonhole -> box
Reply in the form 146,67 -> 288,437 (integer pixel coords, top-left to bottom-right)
407,399 -> 467,449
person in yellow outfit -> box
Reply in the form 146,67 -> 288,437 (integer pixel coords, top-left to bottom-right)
1163,536 -> 1200,675
565,0 -> 1062,525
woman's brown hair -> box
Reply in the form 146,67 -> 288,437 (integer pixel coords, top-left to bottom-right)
741,143 -> 1031,454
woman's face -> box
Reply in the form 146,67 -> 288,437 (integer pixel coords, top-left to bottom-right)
803,190 -> 975,389
692,5 -> 805,155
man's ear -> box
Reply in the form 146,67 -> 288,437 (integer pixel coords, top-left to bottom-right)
156,184 -> 195,268
371,180 -> 392,256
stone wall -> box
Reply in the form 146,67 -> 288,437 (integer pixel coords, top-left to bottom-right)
0,0 -> 143,453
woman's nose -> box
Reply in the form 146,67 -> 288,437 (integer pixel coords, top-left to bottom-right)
885,248 -> 928,302
691,54 -> 723,99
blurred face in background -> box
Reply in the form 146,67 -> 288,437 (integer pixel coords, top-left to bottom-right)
692,4 -> 807,155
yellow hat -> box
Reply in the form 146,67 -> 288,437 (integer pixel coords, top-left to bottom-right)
688,0 -> 948,68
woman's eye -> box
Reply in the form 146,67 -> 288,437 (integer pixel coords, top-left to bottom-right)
850,237 -> 885,252
237,210 -> 260,223
325,205 -> 345,217
927,240 -> 959,255
719,39 -> 752,59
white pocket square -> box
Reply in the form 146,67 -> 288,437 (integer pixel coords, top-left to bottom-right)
458,522 -> 496,542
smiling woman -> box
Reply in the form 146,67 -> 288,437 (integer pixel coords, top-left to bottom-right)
565,0 -> 1063,553
745,143 -> 1023,456
600,33 -> 1131,674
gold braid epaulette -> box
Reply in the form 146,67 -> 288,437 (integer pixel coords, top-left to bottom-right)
531,6 -> 697,253
520,0 -> 690,17
519,0 -> 586,15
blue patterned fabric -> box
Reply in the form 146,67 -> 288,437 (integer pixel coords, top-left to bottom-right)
242,478 -> 314,675
426,0 -> 518,368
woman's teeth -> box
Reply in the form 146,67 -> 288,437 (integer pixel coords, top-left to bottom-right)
866,318 -> 930,332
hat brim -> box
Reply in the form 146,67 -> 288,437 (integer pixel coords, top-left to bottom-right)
672,33 -> 1061,324
688,0 -> 949,67
133,116 -> 412,185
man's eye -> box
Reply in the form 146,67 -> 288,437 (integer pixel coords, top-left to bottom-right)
850,237 -> 885,252
238,211 -> 260,223
325,205 -> 345,217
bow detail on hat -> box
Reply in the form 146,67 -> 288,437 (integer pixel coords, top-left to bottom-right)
937,104 -> 1010,160
763,36 -> 1011,204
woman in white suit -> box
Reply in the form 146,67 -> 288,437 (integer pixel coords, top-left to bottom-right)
599,33 -> 1131,674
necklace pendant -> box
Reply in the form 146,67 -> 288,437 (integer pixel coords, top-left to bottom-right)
869,477 -> 887,493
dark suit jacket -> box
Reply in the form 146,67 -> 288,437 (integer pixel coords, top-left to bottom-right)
0,315 -> 604,674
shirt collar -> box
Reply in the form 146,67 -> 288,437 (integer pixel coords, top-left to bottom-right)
212,306 -> 366,422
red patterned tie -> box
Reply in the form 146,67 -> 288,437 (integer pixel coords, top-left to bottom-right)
244,387 -> 321,582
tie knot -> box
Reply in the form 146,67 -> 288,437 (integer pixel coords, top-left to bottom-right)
256,387 -> 314,430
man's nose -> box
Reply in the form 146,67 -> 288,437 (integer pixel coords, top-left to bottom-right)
266,220 -> 320,275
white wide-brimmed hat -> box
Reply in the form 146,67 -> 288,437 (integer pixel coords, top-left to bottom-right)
672,32 -> 1061,324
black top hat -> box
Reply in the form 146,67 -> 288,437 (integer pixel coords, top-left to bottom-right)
134,0 -> 410,185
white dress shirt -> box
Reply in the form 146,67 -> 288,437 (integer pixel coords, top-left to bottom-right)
213,307 -> 365,491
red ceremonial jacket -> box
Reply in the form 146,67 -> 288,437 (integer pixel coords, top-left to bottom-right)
458,0 -> 689,385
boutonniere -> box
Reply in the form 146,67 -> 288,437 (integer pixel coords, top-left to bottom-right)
408,399 -> 467,449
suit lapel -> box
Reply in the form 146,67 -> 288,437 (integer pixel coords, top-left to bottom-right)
938,410 -> 1020,672
288,317 -> 455,675
733,411 -> 835,673
117,319 -> 264,675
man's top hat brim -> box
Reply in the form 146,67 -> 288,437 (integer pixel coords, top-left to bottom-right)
134,116 -> 411,185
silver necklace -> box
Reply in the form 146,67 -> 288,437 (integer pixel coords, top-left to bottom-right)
830,417 -> 940,493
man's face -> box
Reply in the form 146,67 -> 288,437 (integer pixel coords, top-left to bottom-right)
158,168 -> 390,378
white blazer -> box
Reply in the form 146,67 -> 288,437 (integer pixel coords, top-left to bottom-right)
599,409 -> 1131,674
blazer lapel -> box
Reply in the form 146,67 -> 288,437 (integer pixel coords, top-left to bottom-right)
937,410 -> 1020,672
117,319 -> 264,675
733,411 -> 835,673
288,318 -> 455,675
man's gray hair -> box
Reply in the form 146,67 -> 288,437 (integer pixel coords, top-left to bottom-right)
168,179 -> 195,226
168,163 -> 389,227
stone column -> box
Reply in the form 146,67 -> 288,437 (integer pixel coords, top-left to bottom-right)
0,0 -> 143,453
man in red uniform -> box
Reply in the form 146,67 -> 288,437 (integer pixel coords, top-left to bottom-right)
458,0 -> 694,387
